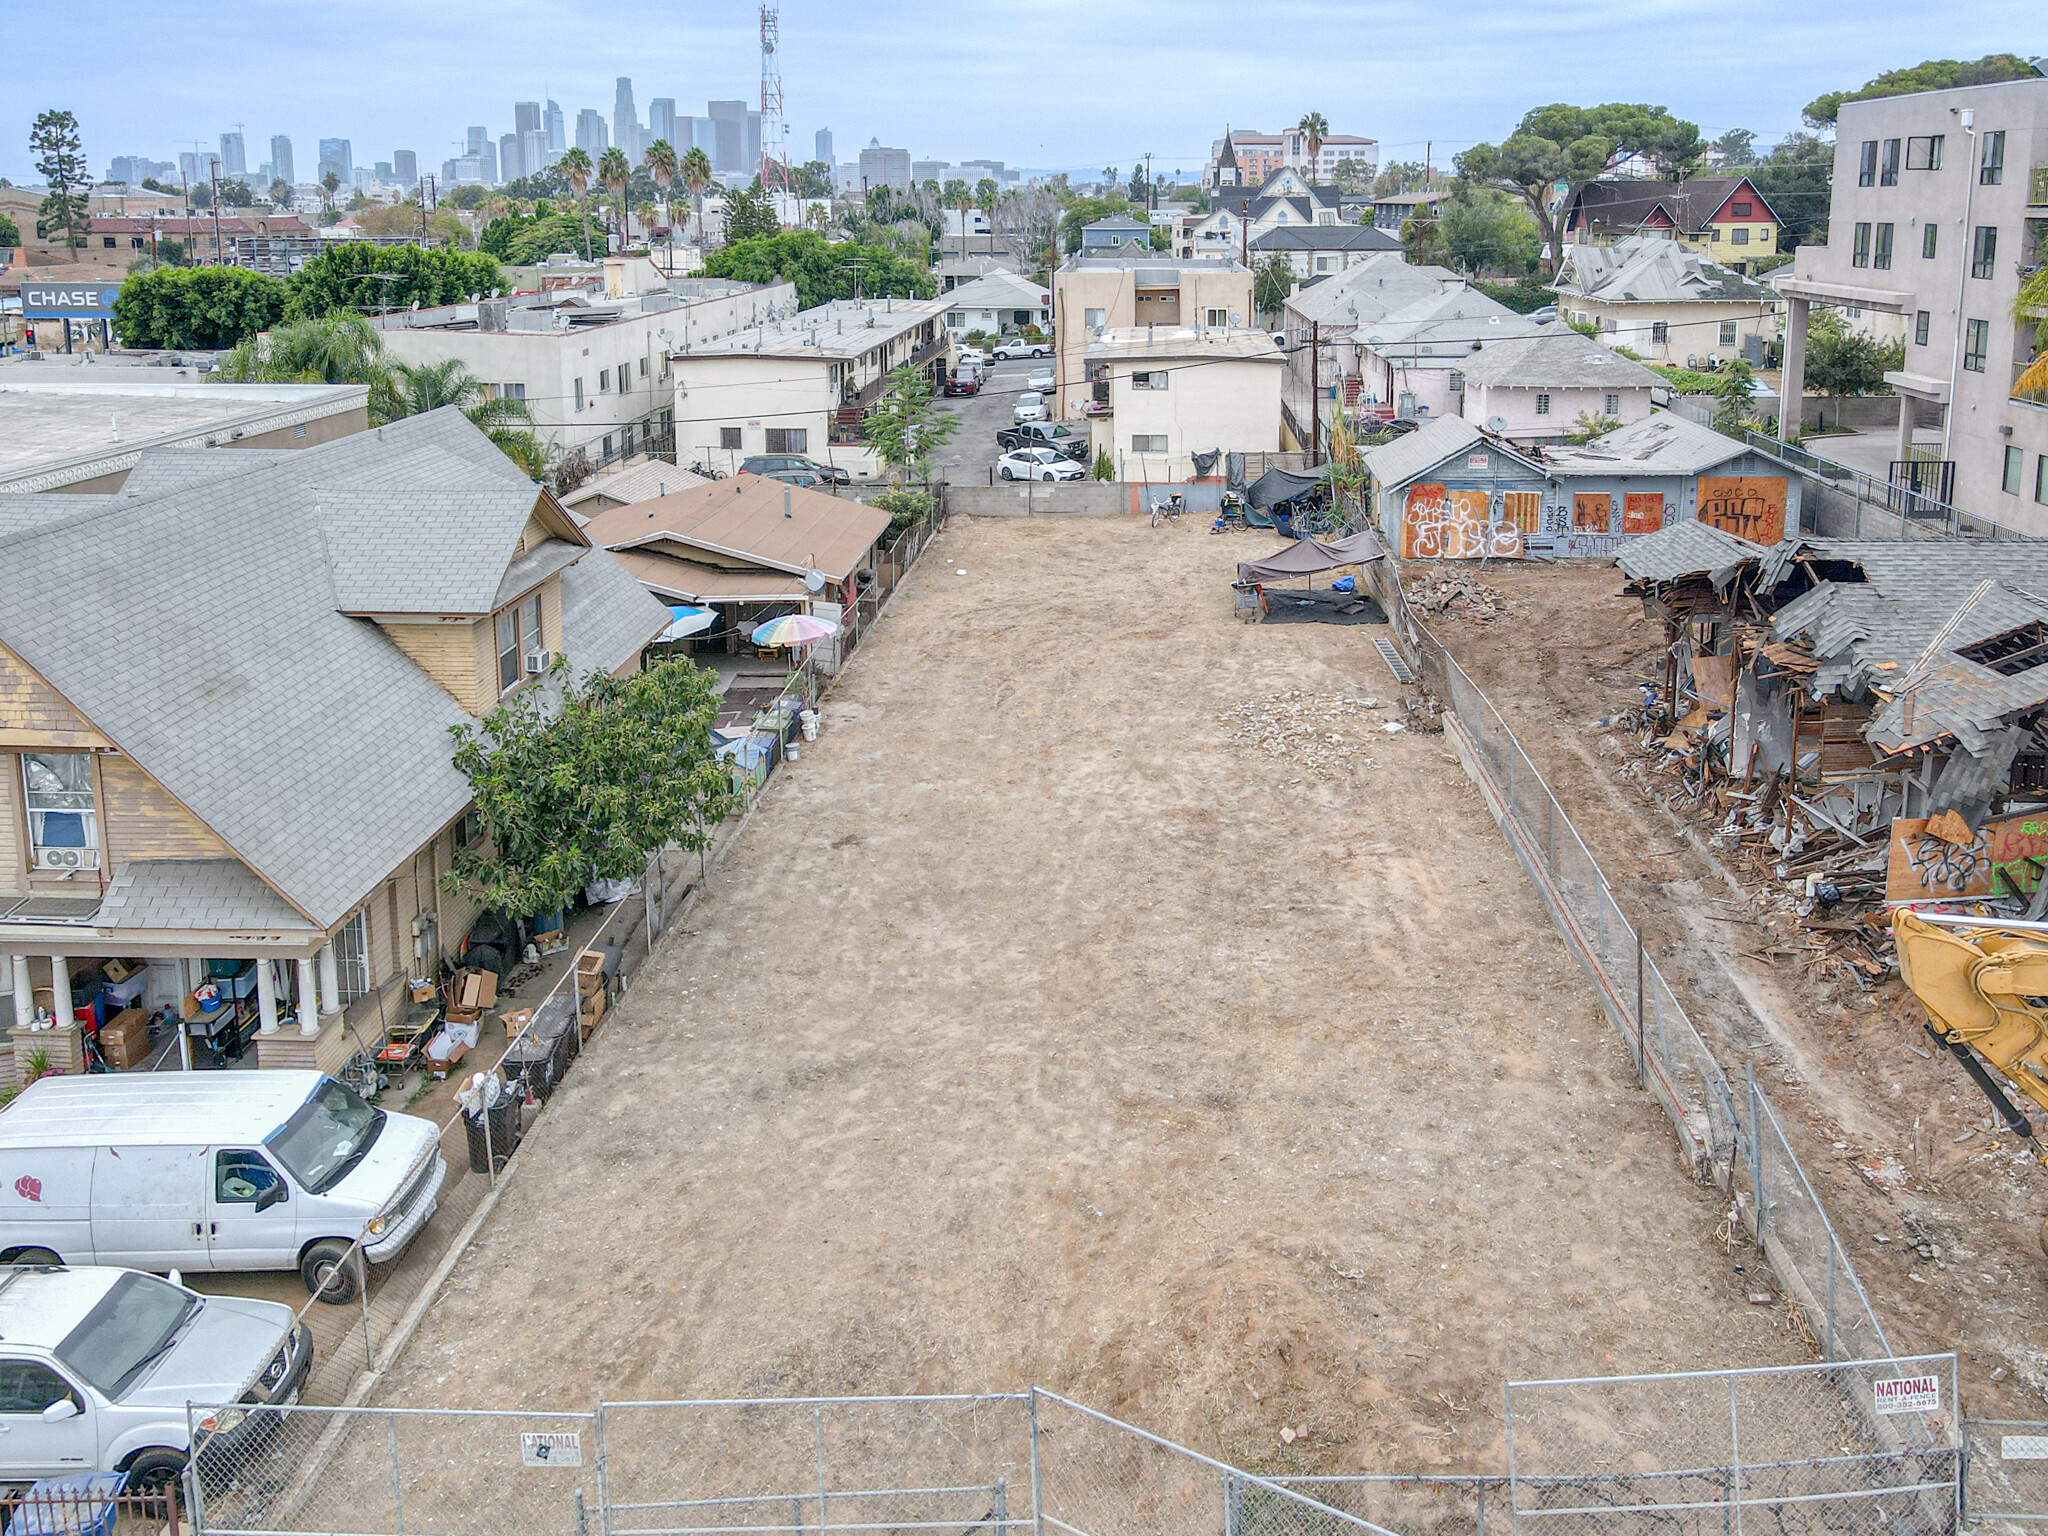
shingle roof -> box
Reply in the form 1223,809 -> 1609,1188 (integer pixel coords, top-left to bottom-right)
1359,417 -> 1483,491
1614,520 -> 1770,585
96,859 -> 317,935
1250,225 -> 1403,252
938,271 -> 1052,309
1553,235 -> 1779,305
585,475 -> 891,585
1458,330 -> 1665,390
560,459 -> 709,512
1566,177 -> 1776,237
1542,412 -> 1752,476
1282,255 -> 1464,327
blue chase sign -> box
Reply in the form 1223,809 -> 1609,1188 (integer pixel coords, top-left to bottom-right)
19,280 -> 123,319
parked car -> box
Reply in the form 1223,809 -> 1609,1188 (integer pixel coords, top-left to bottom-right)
0,1071 -> 448,1304
739,455 -> 851,486
1026,367 -> 1055,393
0,1263 -> 311,1488
996,420 -> 1089,460
943,365 -> 982,397
1528,305 -> 1558,325
1013,391 -> 1045,424
993,339 -> 1049,360
759,468 -> 831,488
998,448 -> 1086,482
955,345 -> 986,368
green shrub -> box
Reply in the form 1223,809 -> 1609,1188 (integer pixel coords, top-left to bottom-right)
870,487 -> 934,533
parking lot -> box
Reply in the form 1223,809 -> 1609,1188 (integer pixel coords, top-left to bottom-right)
933,354 -> 1068,484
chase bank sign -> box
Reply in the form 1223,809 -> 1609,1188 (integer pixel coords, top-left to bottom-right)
19,282 -> 123,319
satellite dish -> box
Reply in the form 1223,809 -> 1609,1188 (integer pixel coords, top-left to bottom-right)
1229,312 -> 1243,325
1486,416 -> 1509,433
803,568 -> 826,594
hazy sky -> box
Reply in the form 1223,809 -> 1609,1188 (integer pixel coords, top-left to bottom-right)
3,0 -> 2038,185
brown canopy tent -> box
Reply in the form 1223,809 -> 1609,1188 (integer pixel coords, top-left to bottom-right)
1236,532 -> 1386,586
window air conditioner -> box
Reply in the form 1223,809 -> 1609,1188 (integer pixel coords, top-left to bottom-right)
35,847 -> 99,871
524,650 -> 555,675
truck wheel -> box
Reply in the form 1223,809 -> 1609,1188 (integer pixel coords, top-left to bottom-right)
6,1247 -> 61,1267
300,1239 -> 362,1304
125,1448 -> 187,1494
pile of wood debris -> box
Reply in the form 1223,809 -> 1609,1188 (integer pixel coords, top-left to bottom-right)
1220,691 -> 1391,781
1406,572 -> 1512,621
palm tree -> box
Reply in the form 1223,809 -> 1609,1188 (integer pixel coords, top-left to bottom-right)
975,178 -> 998,221
597,147 -> 632,248
643,139 -> 678,242
558,147 -> 594,259
392,357 -> 550,479
1297,112 -> 1329,181
679,147 -> 713,242
216,313 -> 401,422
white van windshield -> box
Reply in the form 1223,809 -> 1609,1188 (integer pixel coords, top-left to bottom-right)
265,1077 -> 384,1194
57,1272 -> 198,1400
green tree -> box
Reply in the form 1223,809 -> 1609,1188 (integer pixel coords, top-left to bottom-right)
1805,55 -> 2039,128
1058,193 -> 1131,254
1439,190 -> 1540,275
1804,308 -> 1906,396
1566,410 -> 1620,444
1471,275 -> 1554,313
1330,158 -> 1373,194
703,230 -> 935,309
268,178 -> 294,208
862,363 -> 959,484
392,357 -> 549,479
113,266 -> 289,349
216,178 -> 257,207
30,109 -> 91,253
557,146 -> 594,259
1401,210 -> 1446,266
285,243 -> 502,320
216,312 -> 401,422
680,147 -> 713,239
974,178 -> 999,219
598,146 -> 632,245
722,184 -> 781,242
319,169 -> 341,213
1712,357 -> 1758,434
1372,161 -> 1424,198
868,487 -> 934,534
643,139 -> 679,238
446,659 -> 737,923
497,211 -> 593,265
1297,112 -> 1329,179
1710,128 -> 1757,167
0,211 -> 19,247
1748,133 -> 1834,249
793,160 -> 834,198
1253,253 -> 1294,315
1455,103 -> 1703,272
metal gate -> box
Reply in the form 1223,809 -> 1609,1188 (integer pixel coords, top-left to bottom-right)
1965,1419 -> 2048,1525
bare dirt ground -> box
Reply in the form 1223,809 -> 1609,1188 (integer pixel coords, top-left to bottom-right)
372,519 -> 1809,1475
1421,559 -> 2048,1423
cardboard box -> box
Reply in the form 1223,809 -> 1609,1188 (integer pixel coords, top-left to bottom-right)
445,968 -> 499,1026
102,958 -> 144,985
409,979 -> 436,1004
575,950 -> 605,983
579,989 -> 606,1037
100,1008 -> 150,1070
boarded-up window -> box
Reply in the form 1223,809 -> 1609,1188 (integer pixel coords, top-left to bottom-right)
1572,493 -> 1610,531
1697,476 -> 1787,544
1623,492 -> 1664,534
1504,491 -> 1540,533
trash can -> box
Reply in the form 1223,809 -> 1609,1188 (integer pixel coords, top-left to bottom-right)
463,1097 -> 520,1174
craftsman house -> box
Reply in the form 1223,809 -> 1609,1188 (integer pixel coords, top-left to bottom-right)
0,410 -> 667,1078
1559,176 -> 1784,275
1551,236 -> 1783,369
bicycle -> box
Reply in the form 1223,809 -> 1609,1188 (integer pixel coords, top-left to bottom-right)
1150,492 -> 1186,528
688,461 -> 728,480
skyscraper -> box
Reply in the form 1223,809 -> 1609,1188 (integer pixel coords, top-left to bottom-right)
478,139 -> 498,183
545,101 -> 566,155
467,126 -> 489,157
270,135 -> 295,185
317,138 -> 352,186
575,110 -> 608,157
393,149 -> 417,187
707,100 -> 746,174
515,101 -> 542,139
521,129 -> 548,176
613,78 -> 641,162
745,112 -> 761,175
500,133 -> 523,184
815,129 -> 833,167
219,131 -> 246,178
649,99 -> 677,153
180,151 -> 221,186
690,117 -> 714,157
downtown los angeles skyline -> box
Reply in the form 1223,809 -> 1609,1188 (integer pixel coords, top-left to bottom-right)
0,0 -> 2039,185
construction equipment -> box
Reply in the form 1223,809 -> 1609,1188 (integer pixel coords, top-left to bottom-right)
1893,910 -> 2048,1247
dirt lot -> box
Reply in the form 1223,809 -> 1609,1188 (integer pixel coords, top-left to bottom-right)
372,519 -> 1809,1473
1419,559 -> 2048,1423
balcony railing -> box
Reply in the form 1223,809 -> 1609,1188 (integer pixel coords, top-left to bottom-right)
2014,356 -> 2048,407
2030,163 -> 2048,208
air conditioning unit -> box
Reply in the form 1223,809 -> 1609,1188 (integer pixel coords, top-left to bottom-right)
524,650 -> 555,675
35,847 -> 99,872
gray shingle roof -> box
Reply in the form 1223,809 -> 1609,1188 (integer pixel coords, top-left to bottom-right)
1282,256 -> 1465,327
96,859 -> 317,935
1542,412 -> 1752,476
1251,225 -> 1403,253
1359,417 -> 1482,490
1614,520 -> 1769,585
1553,235 -> 1779,305
1458,330 -> 1665,390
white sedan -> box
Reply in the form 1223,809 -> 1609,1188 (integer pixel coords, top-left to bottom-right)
993,339 -> 1049,359
1026,367 -> 1055,392
998,448 -> 1086,482
1013,391 -> 1046,423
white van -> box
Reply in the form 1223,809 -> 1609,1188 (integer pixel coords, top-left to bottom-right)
0,1073 -> 447,1303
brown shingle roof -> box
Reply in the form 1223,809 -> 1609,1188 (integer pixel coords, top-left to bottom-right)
584,475 -> 890,584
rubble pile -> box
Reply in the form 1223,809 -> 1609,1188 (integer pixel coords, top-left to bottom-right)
1407,573 -> 1512,621
1221,691 -> 1389,780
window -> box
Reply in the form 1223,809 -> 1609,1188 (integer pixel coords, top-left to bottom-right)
102,235 -> 115,248
1204,306 -> 1229,326
1314,257 -> 1333,273
0,1361 -> 76,1417
1131,370 -> 1169,390
2006,445 -> 2026,496
1719,320 -> 1738,346
215,1150 -> 286,1204
456,809 -> 484,848
601,435 -> 613,458
1731,201 -> 1754,217
1981,130 -> 2005,186
1880,139 -> 1900,185
502,382 -> 526,400
2038,455 -> 2048,506
719,426 -> 742,450
1972,226 -> 1997,279
331,908 -> 370,1005
1851,223 -> 1871,267
1731,226 -> 1750,246
1857,140 -> 1878,187
1914,310 -> 1931,346
638,357 -> 648,379
1906,135 -> 1943,170
1873,223 -> 1893,269
573,378 -> 584,410
1922,223 -> 1938,259
947,312 -> 964,328
1535,393 -> 1551,416
599,368 -> 611,392
1709,227 -> 1721,241
22,753 -> 95,859
1603,393 -> 1620,415
496,609 -> 520,692
1130,434 -> 1168,452
764,427 -> 808,453
1650,322 -> 1669,343
1084,307 -> 1106,329
1964,319 -> 1988,372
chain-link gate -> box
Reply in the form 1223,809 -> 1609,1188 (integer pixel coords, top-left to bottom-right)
1965,1420 -> 2048,1526
1504,1355 -> 1961,1535
186,1403 -> 601,1536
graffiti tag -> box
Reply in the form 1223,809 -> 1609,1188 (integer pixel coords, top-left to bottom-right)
1698,475 -> 1787,545
14,1176 -> 41,1204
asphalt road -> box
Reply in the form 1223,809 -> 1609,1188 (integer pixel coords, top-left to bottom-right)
932,357 -> 1056,484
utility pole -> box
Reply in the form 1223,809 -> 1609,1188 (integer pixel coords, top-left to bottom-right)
1309,321 -> 1320,467
1144,151 -> 1154,216
210,164 -> 225,269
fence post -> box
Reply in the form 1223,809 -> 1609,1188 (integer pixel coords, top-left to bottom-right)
183,1409 -> 208,1536
994,1479 -> 1008,1534
1475,1479 -> 1485,1536
1824,1239 -> 1837,1360
360,1251 -> 376,1368
1222,1472 -> 1241,1536
815,1402 -> 829,1535
1727,1375 -> 1743,1536
1026,1391 -> 1046,1536
389,1410 -> 406,1536
644,851 -> 660,946
1634,926 -> 1646,1089
482,1074 -> 496,1192
1747,1060 -> 1765,1253
596,1405 -> 614,1536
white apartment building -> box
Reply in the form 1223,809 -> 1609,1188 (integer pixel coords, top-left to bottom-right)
1780,74 -> 2048,527
1084,326 -> 1283,481
1051,256 -> 1254,420
374,258 -> 796,472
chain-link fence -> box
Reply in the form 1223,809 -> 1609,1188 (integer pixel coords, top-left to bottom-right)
1965,1420 -> 2048,1526
1504,1355 -> 1961,1536
1269,1476 -> 1506,1536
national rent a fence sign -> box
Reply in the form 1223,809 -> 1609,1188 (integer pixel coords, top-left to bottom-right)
1873,1375 -> 1941,1415
18,281 -> 123,319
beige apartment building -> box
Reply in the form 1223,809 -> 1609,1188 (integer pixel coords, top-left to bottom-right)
1050,257 -> 1253,420
1780,74 -> 2048,526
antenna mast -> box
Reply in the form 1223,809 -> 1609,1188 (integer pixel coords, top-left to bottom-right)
759,3 -> 792,201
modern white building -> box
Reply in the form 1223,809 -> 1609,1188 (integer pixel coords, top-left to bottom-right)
940,271 -> 1051,337
1083,326 -> 1283,481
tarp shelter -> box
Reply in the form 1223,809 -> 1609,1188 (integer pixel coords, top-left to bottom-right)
1245,464 -> 1330,510
1236,532 -> 1385,585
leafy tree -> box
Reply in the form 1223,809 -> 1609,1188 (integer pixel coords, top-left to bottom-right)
680,147 -> 714,238
1803,308 -> 1905,396
723,184 -> 781,243
1253,253 -> 1294,315
446,659 -> 737,923
30,109 -> 91,253
1091,447 -> 1114,481
215,312 -> 402,421
1058,193 -> 1131,254
502,167 -> 570,202
703,230 -> 934,308
286,242 -> 502,320
1330,158 -> 1374,194
1748,133 -> 1834,250
862,363 -> 959,484
269,178 -> 294,208
643,139 -> 679,237
1372,161 -> 1425,198
444,183 -> 492,210
153,237 -> 188,267
598,146 -> 632,245
975,178 -> 999,218
557,146 -> 594,259
113,266 -> 289,349
1401,210 -> 1446,266
1455,103 -> 1704,272
190,180 -> 214,211
868,487 -> 934,534
393,357 -> 549,479
0,212 -> 19,247
1566,410 -> 1620,444
1439,189 -> 1540,275
793,160 -> 834,198
354,201 -> 467,246
1297,112 -> 1329,178
1471,275 -> 1554,313
1805,55 -> 2038,128
1710,128 -> 1757,166
216,178 -> 257,207
1712,357 -> 1758,434
482,208 -> 589,264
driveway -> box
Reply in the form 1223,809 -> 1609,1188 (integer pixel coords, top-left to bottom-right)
933,357 -> 1055,484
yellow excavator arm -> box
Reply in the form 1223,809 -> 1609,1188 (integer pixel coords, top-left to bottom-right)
1893,911 -> 2048,1164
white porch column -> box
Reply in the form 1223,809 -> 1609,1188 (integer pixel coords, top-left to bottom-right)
48,956 -> 73,1030
296,956 -> 320,1036
10,957 -> 32,1034
1778,296 -> 1808,444
316,944 -> 340,1017
1894,396 -> 1916,467
256,958 -> 280,1035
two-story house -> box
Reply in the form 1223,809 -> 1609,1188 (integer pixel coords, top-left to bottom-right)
0,410 -> 668,1077
1551,236 -> 1783,368
1559,177 -> 1786,275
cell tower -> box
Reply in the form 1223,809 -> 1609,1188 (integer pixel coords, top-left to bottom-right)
758,3 -> 791,197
